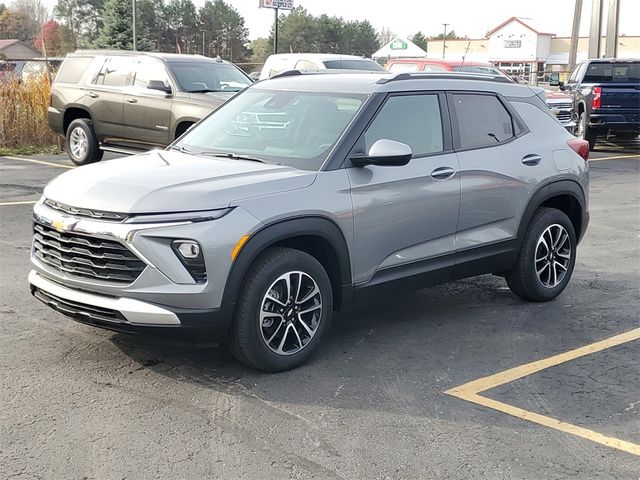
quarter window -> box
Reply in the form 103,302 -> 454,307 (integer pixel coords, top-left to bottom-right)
450,93 -> 514,150
364,94 -> 444,157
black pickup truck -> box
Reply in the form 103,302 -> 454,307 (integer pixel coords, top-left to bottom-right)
553,59 -> 639,150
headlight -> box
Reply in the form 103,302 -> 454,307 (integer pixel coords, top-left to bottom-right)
172,239 -> 207,283
125,208 -> 232,224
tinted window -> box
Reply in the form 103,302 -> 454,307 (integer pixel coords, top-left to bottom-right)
451,93 -> 514,149
133,59 -> 170,89
170,62 -> 251,92
95,57 -> 133,87
455,65 -> 502,75
56,57 -> 93,83
365,95 -> 443,156
322,59 -> 384,71
582,62 -> 640,83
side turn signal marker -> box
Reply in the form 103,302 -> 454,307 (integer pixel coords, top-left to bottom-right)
231,234 -> 250,261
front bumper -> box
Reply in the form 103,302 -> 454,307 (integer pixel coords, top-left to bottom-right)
29,270 -> 233,340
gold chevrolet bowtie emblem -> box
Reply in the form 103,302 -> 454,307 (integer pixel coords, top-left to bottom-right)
51,217 -> 75,232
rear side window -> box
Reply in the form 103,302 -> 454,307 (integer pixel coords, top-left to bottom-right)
582,62 -> 640,83
322,59 -> 384,71
56,57 -> 93,83
94,57 -> 133,87
450,93 -> 514,149
364,94 -> 444,156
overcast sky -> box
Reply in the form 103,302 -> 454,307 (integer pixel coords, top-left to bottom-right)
39,0 -> 640,40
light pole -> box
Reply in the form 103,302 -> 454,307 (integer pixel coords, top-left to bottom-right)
201,30 -> 206,56
132,0 -> 137,50
273,7 -> 279,54
442,23 -> 449,59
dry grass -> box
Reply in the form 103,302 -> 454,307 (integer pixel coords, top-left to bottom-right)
0,74 -> 60,153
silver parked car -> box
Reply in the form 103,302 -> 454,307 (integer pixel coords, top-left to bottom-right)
29,71 -> 590,371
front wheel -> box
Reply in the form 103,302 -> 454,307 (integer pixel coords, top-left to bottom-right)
506,208 -> 577,302
229,248 -> 333,372
66,118 -> 103,166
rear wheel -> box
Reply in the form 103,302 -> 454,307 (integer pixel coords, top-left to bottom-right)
577,111 -> 597,151
66,118 -> 103,166
229,248 -> 333,372
506,208 -> 577,302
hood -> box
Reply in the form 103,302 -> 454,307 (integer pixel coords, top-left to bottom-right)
43,150 -> 316,214
187,91 -> 236,106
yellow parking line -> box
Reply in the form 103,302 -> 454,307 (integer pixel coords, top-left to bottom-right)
0,200 -> 39,206
445,327 -> 640,456
590,154 -> 640,162
0,155 -> 73,169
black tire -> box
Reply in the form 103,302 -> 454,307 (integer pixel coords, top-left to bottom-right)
65,118 -> 103,166
577,111 -> 597,151
506,208 -> 577,302
229,247 -> 333,372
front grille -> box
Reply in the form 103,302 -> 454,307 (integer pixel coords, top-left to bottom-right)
33,286 -> 126,324
44,198 -> 127,221
556,111 -> 572,122
33,222 -> 146,284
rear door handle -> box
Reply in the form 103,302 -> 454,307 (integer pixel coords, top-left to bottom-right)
87,91 -> 98,98
125,97 -> 138,104
522,154 -> 542,166
431,167 -> 456,180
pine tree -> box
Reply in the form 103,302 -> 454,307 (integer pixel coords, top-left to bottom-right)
94,0 -> 153,50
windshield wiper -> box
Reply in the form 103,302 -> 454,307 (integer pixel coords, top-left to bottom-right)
168,144 -> 193,154
198,151 -> 270,164
188,88 -> 224,93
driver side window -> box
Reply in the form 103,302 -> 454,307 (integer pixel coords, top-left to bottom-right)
133,59 -> 170,89
364,94 -> 444,157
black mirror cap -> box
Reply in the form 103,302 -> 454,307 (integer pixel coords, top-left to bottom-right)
148,80 -> 172,94
558,82 -> 567,91
350,152 -> 412,167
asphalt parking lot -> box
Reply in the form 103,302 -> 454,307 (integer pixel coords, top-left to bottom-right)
1,140 -> 639,479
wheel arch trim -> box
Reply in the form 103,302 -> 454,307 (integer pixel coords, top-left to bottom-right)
221,216 -> 353,310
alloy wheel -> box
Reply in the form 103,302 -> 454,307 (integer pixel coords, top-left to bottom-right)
535,224 -> 571,288
259,271 -> 323,356
69,127 -> 88,159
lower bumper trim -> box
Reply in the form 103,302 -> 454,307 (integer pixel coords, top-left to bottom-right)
28,270 -> 181,326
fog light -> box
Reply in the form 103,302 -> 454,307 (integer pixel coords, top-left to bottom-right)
171,240 -> 207,283
175,240 -> 200,259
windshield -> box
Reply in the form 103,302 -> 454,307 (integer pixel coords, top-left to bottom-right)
322,59 -> 384,71
170,62 -> 252,93
582,62 -> 640,83
176,89 -> 366,170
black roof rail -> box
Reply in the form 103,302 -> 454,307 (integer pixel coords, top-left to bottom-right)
377,72 -> 513,85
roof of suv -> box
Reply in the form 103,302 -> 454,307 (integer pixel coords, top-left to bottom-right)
70,50 -> 234,64
257,71 -> 538,97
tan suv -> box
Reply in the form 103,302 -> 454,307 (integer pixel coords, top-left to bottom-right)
48,50 -> 252,165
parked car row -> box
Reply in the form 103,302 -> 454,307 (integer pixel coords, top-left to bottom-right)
551,58 -> 639,150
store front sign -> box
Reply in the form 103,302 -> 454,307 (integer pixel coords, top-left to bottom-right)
503,39 -> 522,48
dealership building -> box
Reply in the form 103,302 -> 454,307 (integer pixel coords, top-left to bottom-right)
378,17 -> 640,80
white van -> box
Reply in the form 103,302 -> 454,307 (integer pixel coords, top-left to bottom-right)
259,53 -> 383,80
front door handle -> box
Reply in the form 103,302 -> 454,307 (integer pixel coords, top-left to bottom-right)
431,167 -> 456,180
125,97 -> 138,104
87,91 -> 98,98
522,154 -> 542,166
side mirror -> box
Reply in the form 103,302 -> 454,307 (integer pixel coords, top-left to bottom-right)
558,82 -> 567,91
148,80 -> 172,94
549,73 -> 560,86
351,139 -> 412,167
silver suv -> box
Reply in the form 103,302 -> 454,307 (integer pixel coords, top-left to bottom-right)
29,72 -> 590,371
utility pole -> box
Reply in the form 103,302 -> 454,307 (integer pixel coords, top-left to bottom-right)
568,0 -> 583,72
588,0 -> 604,58
273,8 -> 279,54
442,23 -> 449,59
132,0 -> 137,50
202,31 -> 206,56
604,0 -> 620,58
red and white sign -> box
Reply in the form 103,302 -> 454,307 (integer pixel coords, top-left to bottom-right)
259,0 -> 294,9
